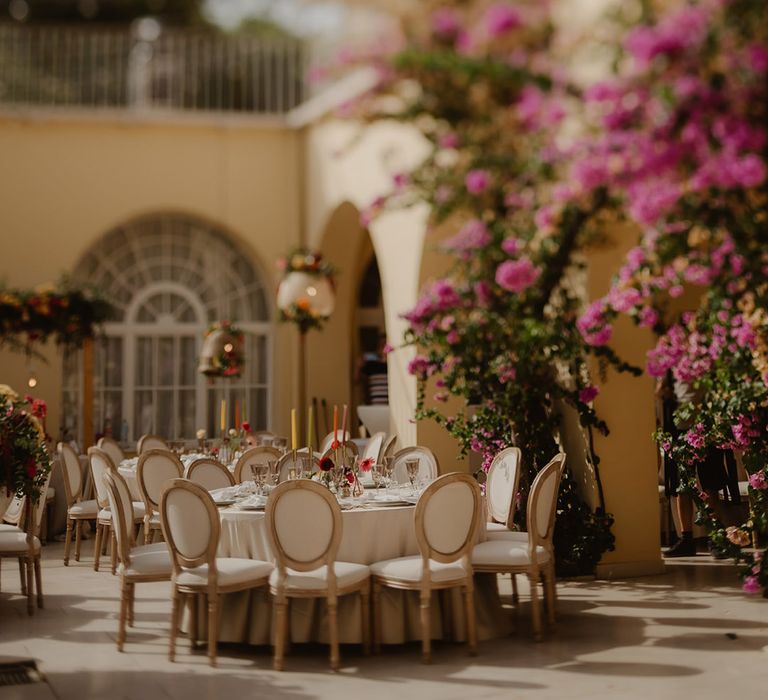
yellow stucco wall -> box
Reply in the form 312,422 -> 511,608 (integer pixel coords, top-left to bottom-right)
0,111 -> 301,439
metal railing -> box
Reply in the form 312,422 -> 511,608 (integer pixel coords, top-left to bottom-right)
0,24 -> 310,115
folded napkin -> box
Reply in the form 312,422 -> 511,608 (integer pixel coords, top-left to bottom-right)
209,486 -> 240,502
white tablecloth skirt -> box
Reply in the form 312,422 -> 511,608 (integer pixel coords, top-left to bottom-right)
187,505 -> 510,646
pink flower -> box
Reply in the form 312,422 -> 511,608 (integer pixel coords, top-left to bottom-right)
748,472 -> 767,491
495,257 -> 541,294
501,237 -> 523,255
579,386 -> 599,403
359,457 -> 374,473
382,343 -> 393,355
439,132 -> 459,149
638,306 -> 659,328
747,44 -> 768,73
431,8 -> 461,37
484,3 -> 521,38
742,576 -> 762,594
443,219 -> 491,252
465,169 -> 491,194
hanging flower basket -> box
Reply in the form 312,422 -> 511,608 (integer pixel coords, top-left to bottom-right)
0,385 -> 52,503
276,249 -> 336,334
198,321 -> 245,378
0,283 -> 112,355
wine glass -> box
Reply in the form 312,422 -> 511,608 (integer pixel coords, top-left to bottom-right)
371,464 -> 383,492
254,465 -> 270,495
405,459 -> 420,494
382,456 -> 395,497
300,456 -> 313,480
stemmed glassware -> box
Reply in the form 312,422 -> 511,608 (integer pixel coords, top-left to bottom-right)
405,459 -> 420,495
254,465 -> 270,495
382,456 -> 395,497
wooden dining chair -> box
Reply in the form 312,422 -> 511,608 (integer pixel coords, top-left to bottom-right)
160,479 -> 273,667
471,453 -> 566,640
58,442 -> 99,566
485,447 -> 523,534
137,434 -> 169,454
136,449 -> 184,545
370,472 -> 481,663
103,470 -> 172,651
185,458 -> 235,491
0,468 -> 53,615
266,479 -> 371,671
391,446 -> 439,485
361,432 -> 386,464
233,446 -> 282,483
97,436 -> 125,469
0,496 -> 27,597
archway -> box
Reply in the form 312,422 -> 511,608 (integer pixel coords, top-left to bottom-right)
62,212 -> 273,445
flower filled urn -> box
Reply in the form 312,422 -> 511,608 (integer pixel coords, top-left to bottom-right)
198,321 -> 245,378
276,250 -> 336,333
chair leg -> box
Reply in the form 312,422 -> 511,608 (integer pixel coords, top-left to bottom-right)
511,574 -> 519,605
464,580 -> 477,656
189,594 -> 199,649
93,522 -> 103,571
360,583 -> 371,655
545,563 -> 557,626
74,520 -> 83,562
420,588 -> 432,664
64,518 -> 73,566
144,518 -> 152,546
273,596 -> 288,671
169,588 -> 181,662
207,593 -> 218,667
127,583 -> 135,627
528,568 -> 543,641
110,530 -> 117,575
26,556 -> 34,616
372,580 -> 383,654
118,579 -> 129,652
328,594 -> 340,671
18,558 -> 27,595
34,556 -> 43,609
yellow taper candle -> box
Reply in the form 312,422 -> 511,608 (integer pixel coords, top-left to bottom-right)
221,399 -> 226,433
307,404 -> 314,453
291,408 -> 297,451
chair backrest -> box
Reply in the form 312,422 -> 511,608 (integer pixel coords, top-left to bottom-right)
29,467 -> 54,536
361,432 -> 386,464
103,470 -> 136,565
58,441 -> 84,506
526,453 -> 567,550
266,479 -> 342,573
392,446 -> 439,485
136,449 -> 184,512
97,436 -> 125,467
233,446 -> 282,483
486,447 -> 522,528
276,452 -> 320,483
415,472 -> 480,565
88,447 -> 117,509
2,495 -> 25,526
318,430 -> 351,454
137,434 -> 169,454
186,458 -> 235,490
160,479 -> 219,576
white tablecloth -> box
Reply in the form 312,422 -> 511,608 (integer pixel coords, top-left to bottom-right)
194,502 -> 509,646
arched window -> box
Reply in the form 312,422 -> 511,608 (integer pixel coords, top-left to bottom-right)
62,213 -> 271,444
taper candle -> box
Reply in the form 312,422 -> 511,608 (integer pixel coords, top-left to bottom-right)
341,404 -> 348,442
291,408 -> 297,451
235,400 -> 240,430
307,404 -> 314,453
333,404 -> 338,444
220,399 -> 226,433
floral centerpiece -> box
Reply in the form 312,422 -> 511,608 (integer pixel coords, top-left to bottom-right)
276,249 -> 336,333
198,321 -> 244,378
0,385 -> 51,504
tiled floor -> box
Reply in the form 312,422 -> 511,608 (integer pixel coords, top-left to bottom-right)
1,542 -> 766,699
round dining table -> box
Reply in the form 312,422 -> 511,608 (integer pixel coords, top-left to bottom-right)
186,498 -> 511,646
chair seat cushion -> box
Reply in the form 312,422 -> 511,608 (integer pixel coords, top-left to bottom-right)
486,529 -> 529,542
370,555 -> 468,584
471,540 -> 550,567
69,499 -> 98,517
98,503 -> 146,523
0,524 -> 21,533
121,543 -> 172,578
485,521 -> 510,533
0,531 -> 41,553
176,558 -> 273,588
269,562 -> 370,592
